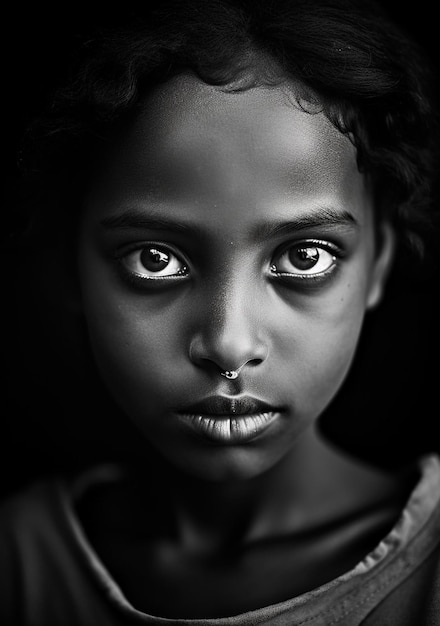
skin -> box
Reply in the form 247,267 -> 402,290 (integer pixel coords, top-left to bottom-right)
75,73 -> 410,617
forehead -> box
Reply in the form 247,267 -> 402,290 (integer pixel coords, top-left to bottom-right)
86,73 -> 370,227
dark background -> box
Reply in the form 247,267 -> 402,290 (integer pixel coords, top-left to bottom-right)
1,2 -> 440,497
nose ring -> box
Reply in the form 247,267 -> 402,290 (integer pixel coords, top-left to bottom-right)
221,370 -> 239,380
220,364 -> 245,380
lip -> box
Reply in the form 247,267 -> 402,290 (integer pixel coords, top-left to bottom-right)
177,395 -> 282,444
179,395 -> 278,416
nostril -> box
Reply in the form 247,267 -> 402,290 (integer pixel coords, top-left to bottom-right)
191,354 -> 266,382
219,357 -> 266,380
248,358 -> 264,367
188,331 -> 268,375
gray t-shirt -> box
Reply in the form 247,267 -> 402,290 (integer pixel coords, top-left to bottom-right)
1,456 -> 440,625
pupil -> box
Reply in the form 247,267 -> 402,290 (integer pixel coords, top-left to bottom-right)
141,247 -> 170,272
289,246 -> 319,270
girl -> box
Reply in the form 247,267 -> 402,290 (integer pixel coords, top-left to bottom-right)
2,0 -> 440,623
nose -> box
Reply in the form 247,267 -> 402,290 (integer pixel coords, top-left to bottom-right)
188,277 -> 268,376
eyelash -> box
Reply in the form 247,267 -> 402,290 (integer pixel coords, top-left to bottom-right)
117,242 -> 189,286
269,239 -> 342,285
116,239 -> 344,289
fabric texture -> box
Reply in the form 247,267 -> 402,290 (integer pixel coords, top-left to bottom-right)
1,456 -> 440,626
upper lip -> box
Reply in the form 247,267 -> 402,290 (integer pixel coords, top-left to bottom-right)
178,395 -> 280,416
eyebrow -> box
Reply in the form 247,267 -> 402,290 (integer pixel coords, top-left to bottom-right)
100,210 -> 203,235
99,206 -> 358,238
252,207 -> 358,239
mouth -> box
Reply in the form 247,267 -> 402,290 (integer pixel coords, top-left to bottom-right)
176,396 -> 282,444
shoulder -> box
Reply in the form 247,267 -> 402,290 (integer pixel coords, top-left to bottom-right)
362,454 -> 440,625
0,476 -> 68,550
0,464 -> 124,536
0,477 -> 65,621
0,477 -> 60,543
0,466 -> 129,626
0,476 -> 66,543
363,538 -> 440,625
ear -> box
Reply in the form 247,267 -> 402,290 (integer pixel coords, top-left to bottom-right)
366,221 -> 396,310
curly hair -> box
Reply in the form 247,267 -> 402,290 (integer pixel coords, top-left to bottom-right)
18,0 -> 439,257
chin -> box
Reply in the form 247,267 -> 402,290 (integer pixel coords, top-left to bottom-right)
161,444 -> 287,483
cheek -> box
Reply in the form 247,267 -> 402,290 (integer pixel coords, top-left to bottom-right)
275,275 -> 370,411
77,251 -> 187,412
84,298 -> 184,396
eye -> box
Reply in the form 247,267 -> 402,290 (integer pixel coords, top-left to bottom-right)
270,240 -> 337,278
121,244 -> 188,280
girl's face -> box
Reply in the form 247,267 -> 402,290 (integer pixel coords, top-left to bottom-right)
77,74 -> 393,481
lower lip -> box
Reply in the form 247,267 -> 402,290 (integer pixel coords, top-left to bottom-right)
177,412 -> 280,444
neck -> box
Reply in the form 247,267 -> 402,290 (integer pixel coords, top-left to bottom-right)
132,426 -> 415,554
